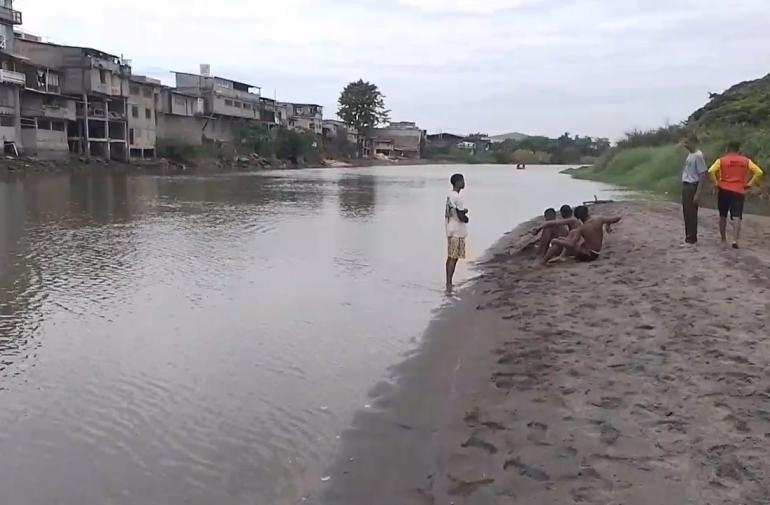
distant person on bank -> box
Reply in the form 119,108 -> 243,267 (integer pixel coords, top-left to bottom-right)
680,135 -> 708,244
708,141 -> 764,249
445,173 -> 468,290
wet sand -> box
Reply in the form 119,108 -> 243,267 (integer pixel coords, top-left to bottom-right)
313,201 -> 770,505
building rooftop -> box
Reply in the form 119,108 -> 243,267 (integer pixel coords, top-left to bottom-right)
160,85 -> 201,98
280,101 -> 323,108
171,71 -> 260,91
14,37 -> 124,62
130,75 -> 162,86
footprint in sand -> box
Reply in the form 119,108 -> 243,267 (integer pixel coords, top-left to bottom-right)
599,423 -> 621,445
592,397 -> 625,409
526,421 -> 549,446
447,475 -> 495,497
461,432 -> 498,454
503,458 -> 550,482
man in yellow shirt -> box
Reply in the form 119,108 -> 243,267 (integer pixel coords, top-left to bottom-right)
708,141 -> 763,249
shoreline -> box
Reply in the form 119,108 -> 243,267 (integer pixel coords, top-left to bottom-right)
0,157 -> 571,179
310,200 -> 770,504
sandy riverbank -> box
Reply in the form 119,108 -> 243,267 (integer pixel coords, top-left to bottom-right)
311,200 -> 770,505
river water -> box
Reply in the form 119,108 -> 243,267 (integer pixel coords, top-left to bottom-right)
0,165 -> 619,505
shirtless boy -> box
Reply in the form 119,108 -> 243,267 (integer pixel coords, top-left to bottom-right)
539,205 -> 621,264
533,205 -> 576,258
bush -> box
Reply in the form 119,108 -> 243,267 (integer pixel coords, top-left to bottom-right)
274,129 -> 320,165
238,125 -> 274,157
616,124 -> 688,149
157,139 -> 203,164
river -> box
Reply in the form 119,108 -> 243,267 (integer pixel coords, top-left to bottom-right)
0,165 -> 619,505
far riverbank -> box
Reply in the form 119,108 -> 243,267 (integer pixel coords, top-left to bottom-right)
313,200 -> 770,505
0,155 -> 580,178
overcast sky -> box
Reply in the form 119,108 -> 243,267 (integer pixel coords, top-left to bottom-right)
15,0 -> 770,139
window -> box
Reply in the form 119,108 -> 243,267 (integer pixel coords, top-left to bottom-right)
132,105 -> 139,118
224,99 -> 233,106
215,79 -> 233,90
129,128 -> 135,144
234,101 -> 242,108
0,115 -> 15,127
130,84 -> 140,95
145,108 -> 152,120
142,87 -> 153,98
174,96 -> 185,106
0,87 -> 13,107
99,69 -> 107,84
38,119 -> 51,129
52,122 -> 65,132
48,72 -> 60,91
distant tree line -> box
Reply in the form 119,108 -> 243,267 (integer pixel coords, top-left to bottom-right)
427,132 -> 611,165
493,133 -> 611,164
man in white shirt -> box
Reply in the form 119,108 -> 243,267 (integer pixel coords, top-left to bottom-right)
445,173 -> 468,290
681,135 -> 708,244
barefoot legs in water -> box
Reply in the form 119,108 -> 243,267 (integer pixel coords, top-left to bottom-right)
446,257 -> 459,290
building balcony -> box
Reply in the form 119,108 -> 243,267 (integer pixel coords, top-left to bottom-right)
26,82 -> 62,95
0,69 -> 27,86
212,87 -> 261,104
0,6 -> 22,25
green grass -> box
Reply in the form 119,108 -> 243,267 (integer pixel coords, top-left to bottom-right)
571,145 -> 695,194
571,131 -> 770,196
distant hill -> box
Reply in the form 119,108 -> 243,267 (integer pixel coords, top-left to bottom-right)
689,73 -> 770,128
490,132 -> 529,143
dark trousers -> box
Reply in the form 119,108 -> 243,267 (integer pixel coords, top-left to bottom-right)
682,182 -> 699,243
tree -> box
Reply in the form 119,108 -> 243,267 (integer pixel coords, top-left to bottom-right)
337,79 -> 390,156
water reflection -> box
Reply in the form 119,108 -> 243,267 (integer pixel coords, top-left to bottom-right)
337,174 -> 377,219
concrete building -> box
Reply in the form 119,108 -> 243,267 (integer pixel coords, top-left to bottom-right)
366,121 -> 425,159
156,86 -> 204,145
15,37 -> 131,161
156,86 -> 242,146
279,102 -> 322,135
0,0 -> 25,152
259,96 -> 278,127
19,64 -> 76,159
173,70 -> 262,121
322,119 -> 357,144
127,75 -> 160,159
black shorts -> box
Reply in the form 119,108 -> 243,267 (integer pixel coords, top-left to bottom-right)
718,189 -> 745,220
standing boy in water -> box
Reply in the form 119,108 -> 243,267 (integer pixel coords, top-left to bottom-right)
708,141 -> 764,249
445,173 -> 468,290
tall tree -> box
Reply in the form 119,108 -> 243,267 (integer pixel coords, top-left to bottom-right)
337,80 -> 390,156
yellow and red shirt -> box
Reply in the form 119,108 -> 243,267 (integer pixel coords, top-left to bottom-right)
708,153 -> 763,194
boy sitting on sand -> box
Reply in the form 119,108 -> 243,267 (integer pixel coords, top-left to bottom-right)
537,205 -> 621,264
535,208 -> 559,257
533,205 -> 576,258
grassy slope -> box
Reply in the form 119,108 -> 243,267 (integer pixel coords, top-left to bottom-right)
571,145 -> 707,195
572,131 -> 770,196
572,73 -> 770,196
